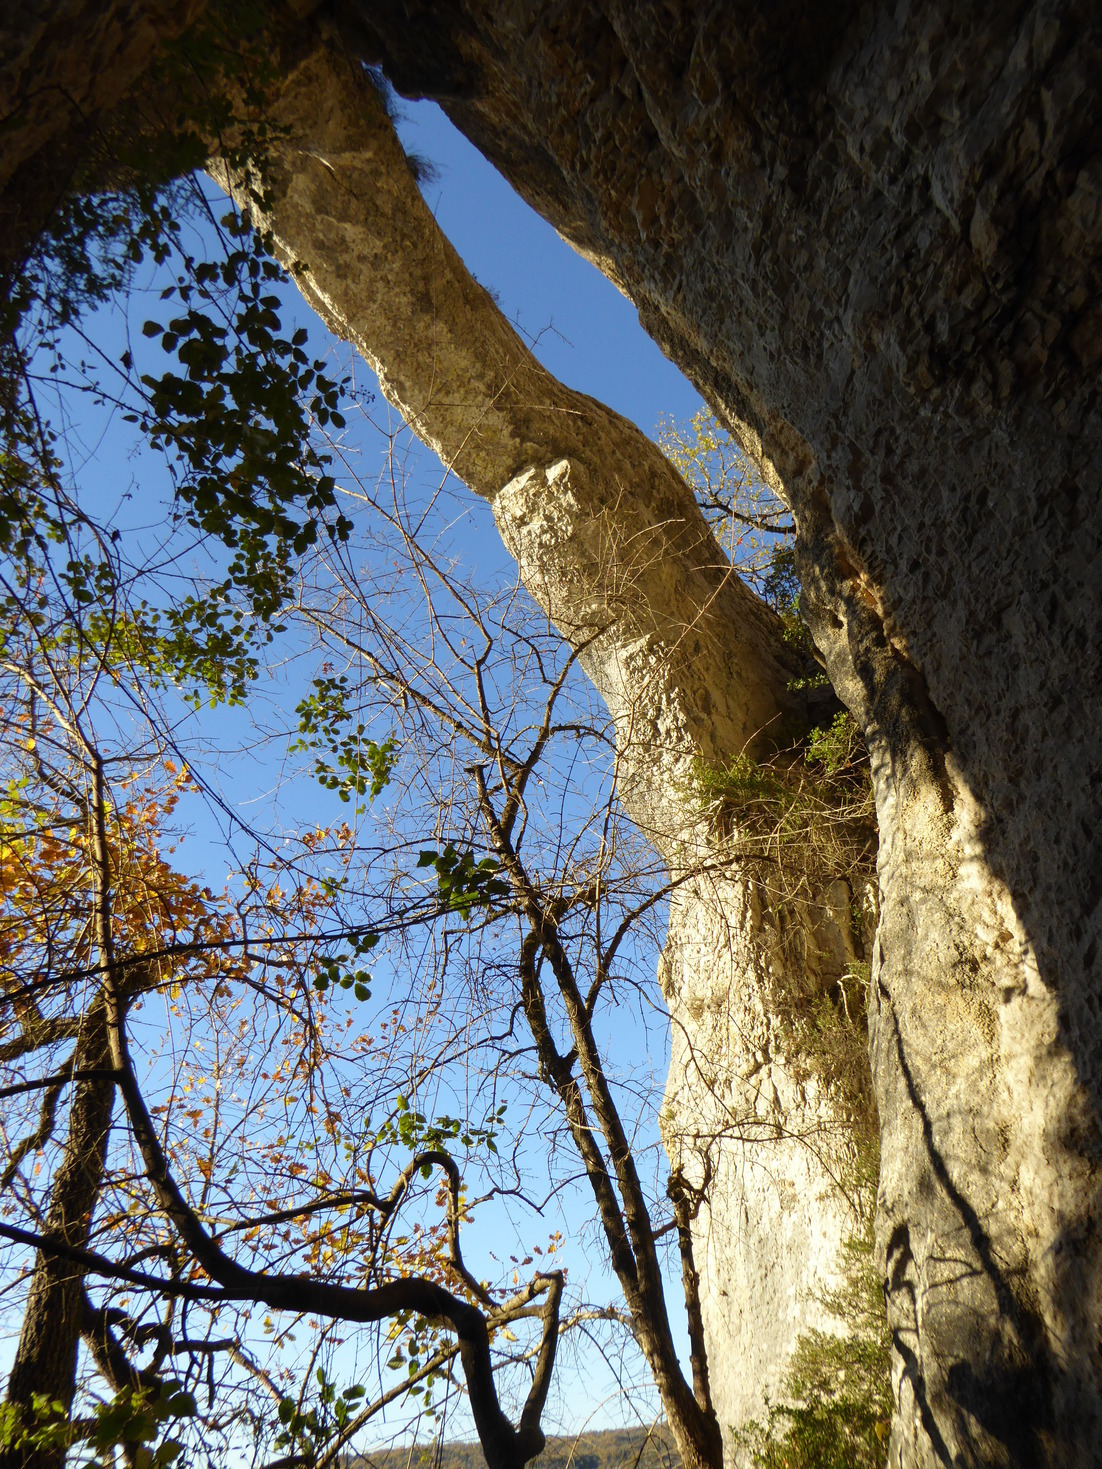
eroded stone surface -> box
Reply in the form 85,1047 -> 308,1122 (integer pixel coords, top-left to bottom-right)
3,5 -> 1100,1463
348,6 -> 1102,1464
661,870 -> 868,1433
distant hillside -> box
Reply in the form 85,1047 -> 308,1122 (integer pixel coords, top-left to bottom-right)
347,1425 -> 682,1469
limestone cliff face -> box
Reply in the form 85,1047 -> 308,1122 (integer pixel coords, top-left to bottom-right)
346,6 -> 1102,1466
659,868 -> 873,1434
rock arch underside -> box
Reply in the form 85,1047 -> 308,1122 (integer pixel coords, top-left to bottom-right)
2,4 -> 1100,1468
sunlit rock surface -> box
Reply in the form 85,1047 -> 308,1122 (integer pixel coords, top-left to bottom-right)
2,4 -> 1100,1463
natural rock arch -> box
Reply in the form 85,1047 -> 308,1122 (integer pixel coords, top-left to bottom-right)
350,10 -> 1102,1465
212,46 -> 873,1461
1,5 -> 1100,1467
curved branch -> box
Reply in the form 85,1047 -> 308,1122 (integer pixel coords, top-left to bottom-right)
76,743 -> 554,1469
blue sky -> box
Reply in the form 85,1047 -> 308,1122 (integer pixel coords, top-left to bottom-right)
393,99 -> 703,437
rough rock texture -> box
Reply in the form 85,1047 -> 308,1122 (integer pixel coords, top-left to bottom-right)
215,45 -> 868,1450
659,869 -> 872,1432
354,5 -> 1102,1463
3,4 -> 1101,1465
344,5 -> 1102,1466
0,0 -> 212,267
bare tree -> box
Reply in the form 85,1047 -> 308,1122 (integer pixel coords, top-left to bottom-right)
291,461 -> 734,1469
0,580 -> 576,1469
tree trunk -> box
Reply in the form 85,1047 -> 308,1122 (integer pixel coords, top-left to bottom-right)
2,1002 -> 115,1469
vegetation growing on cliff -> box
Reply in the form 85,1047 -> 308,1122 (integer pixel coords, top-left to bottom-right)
691,709 -> 879,1151
688,623 -> 888,1469
734,1223 -> 892,1469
